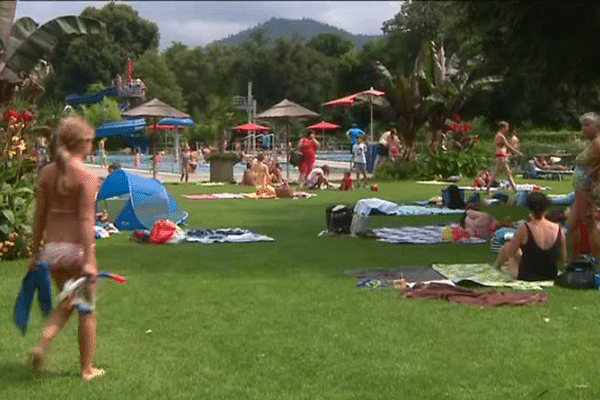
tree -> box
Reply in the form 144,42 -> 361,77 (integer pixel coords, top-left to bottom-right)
308,33 -> 353,57
41,2 -> 158,103
134,49 -> 185,111
460,3 -> 600,127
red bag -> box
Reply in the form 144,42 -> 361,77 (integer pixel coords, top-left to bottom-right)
149,220 -> 177,244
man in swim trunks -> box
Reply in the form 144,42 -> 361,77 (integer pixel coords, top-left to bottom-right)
486,121 -> 522,191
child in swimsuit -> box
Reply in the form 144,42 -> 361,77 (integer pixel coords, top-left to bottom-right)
28,116 -> 105,381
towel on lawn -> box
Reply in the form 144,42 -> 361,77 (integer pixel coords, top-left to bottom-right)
183,193 -> 247,200
432,263 -> 554,290
403,282 -> 548,306
354,198 -> 464,216
185,228 -> 274,243
13,262 -> 52,335
346,266 -> 453,288
373,226 -> 487,245
547,191 -> 575,205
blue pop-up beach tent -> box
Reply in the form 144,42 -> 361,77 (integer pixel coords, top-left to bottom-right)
97,169 -> 187,230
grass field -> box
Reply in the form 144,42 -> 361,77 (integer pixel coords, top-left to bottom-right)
1,177 -> 599,400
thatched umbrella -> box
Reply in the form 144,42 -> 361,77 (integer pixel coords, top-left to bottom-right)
256,99 -> 318,180
123,98 -> 190,179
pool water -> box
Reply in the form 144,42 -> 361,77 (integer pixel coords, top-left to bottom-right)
89,151 -> 350,174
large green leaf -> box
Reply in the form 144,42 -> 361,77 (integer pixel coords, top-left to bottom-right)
1,209 -> 14,224
3,15 -> 105,74
0,0 -> 16,50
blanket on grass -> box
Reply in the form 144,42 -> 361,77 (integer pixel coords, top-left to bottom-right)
354,198 -> 464,216
431,263 -> 554,291
183,192 -> 316,200
373,226 -> 487,245
185,228 -> 274,243
346,266 -> 453,289
403,282 -> 548,306
183,193 -> 246,200
416,181 -> 550,191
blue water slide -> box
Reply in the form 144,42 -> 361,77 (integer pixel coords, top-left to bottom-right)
65,87 -> 120,106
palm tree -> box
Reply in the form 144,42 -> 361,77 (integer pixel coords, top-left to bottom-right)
375,37 -> 501,158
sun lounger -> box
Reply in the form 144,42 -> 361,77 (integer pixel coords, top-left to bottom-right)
526,160 -> 573,180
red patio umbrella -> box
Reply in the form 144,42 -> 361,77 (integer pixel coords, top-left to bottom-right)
307,120 -> 340,144
324,87 -> 386,141
231,122 -> 270,132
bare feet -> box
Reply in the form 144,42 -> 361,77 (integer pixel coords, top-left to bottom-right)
29,347 -> 45,372
82,367 -> 105,381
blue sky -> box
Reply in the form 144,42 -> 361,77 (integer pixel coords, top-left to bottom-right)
15,1 -> 403,50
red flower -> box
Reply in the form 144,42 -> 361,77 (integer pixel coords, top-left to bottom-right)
472,135 -> 479,142
452,114 -> 461,123
3,109 -> 18,123
20,110 -> 33,122
450,124 -> 459,132
459,122 -> 471,133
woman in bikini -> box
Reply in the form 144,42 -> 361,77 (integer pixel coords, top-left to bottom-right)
28,116 -> 105,380
254,153 -> 276,197
486,121 -> 522,191
494,192 -> 566,281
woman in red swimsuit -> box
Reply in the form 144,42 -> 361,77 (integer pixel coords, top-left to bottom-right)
298,131 -> 320,186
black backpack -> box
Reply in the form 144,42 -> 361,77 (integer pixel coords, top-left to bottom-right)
555,256 -> 598,289
326,204 -> 353,234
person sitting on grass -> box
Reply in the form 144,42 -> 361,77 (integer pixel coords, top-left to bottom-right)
305,165 -> 332,189
239,161 -> 255,186
339,171 -> 353,191
253,153 -> 276,197
269,159 -> 284,185
493,192 -> 566,281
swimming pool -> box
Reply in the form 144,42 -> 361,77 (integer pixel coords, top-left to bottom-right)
89,151 -> 351,174
89,154 -> 246,174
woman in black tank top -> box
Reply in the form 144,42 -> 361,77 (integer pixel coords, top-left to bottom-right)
493,192 -> 567,280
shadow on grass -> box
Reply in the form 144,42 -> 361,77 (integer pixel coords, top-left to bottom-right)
0,360 -> 76,387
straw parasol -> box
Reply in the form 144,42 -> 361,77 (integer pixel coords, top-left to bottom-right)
256,99 -> 318,180
123,98 -> 190,178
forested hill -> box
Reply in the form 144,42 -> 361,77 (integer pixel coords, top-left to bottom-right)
211,17 -> 380,48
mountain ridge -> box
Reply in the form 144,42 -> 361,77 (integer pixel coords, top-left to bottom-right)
210,17 -> 381,48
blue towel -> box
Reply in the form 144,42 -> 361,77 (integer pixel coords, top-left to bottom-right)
13,261 -> 52,335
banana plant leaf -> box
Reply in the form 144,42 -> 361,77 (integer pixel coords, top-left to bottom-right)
2,15 -> 105,74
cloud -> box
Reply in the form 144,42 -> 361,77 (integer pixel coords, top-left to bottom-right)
160,19 -> 250,48
14,1 -> 404,49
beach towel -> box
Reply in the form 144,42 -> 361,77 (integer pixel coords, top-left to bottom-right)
490,227 -> 516,252
373,226 -> 487,245
185,228 -> 274,243
403,282 -> 549,306
354,198 -> 464,216
13,262 -> 52,335
346,266 -> 453,288
547,191 -> 575,205
183,193 -> 247,200
432,263 -> 554,290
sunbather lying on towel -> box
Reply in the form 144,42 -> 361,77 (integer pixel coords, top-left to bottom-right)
493,192 -> 566,281
453,209 -> 513,241
533,156 -> 572,171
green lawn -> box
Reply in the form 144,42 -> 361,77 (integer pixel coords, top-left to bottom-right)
2,177 -> 599,399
